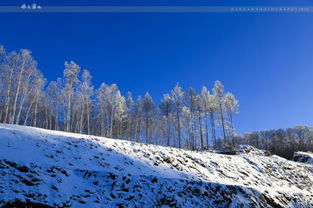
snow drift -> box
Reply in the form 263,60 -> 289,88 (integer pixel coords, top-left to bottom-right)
0,124 -> 313,208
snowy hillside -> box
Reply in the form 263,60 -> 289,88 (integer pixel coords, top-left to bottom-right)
0,124 -> 313,208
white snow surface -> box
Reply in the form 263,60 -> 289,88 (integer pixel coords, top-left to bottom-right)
0,124 -> 313,207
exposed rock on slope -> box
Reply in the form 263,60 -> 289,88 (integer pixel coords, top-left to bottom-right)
293,151 -> 313,165
206,145 -> 271,156
0,124 -> 313,207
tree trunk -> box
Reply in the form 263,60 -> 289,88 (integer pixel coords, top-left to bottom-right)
87,101 -> 90,135
205,109 -> 209,147
23,98 -> 35,125
33,89 -> 39,127
219,102 -> 227,146
228,110 -> 234,144
79,101 -> 84,134
198,109 -> 204,149
145,111 -> 149,143
210,110 -> 217,146
10,59 -> 26,124
177,107 -> 181,148
166,114 -> 170,146
66,89 -> 72,132
3,62 -> 15,123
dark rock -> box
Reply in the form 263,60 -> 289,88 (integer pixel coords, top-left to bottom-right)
20,178 -> 35,186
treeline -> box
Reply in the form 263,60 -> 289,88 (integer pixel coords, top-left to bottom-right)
235,126 -> 313,159
0,45 -> 239,150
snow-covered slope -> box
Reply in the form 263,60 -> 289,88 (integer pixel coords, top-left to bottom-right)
0,124 -> 313,208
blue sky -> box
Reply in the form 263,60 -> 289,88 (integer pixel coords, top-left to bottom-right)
1,0 -> 313,133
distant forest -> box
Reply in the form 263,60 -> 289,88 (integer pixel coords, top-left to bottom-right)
0,45 -> 312,159
235,127 -> 313,159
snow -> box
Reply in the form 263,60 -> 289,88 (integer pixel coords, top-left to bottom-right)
1,123 -> 313,207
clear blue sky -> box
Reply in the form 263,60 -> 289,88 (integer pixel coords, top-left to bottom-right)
1,0 -> 313,133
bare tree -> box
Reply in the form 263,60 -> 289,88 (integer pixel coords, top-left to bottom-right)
1,51 -> 17,123
126,92 -> 135,140
134,96 -> 143,142
62,61 -> 80,132
78,69 -> 94,134
171,84 -> 184,148
196,95 -> 204,149
185,87 -> 197,149
224,92 -> 239,144
213,80 -> 227,146
160,94 -> 173,146
0,45 -> 244,152
10,50 -> 33,124
142,93 -> 155,144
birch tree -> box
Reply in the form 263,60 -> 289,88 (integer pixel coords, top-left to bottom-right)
113,90 -> 127,138
208,93 -> 218,146
142,93 -> 155,144
224,92 -> 239,144
63,61 -> 80,132
160,94 -> 173,146
126,92 -> 135,140
79,69 -> 94,134
32,76 -> 45,127
182,106 -> 191,149
134,96 -> 143,142
10,50 -> 34,124
171,84 -> 184,148
213,80 -> 227,146
196,94 -> 204,149
200,87 -> 211,147
1,50 -> 17,123
185,87 -> 197,149
0,45 -> 244,151
15,58 -> 40,125
97,83 -> 108,136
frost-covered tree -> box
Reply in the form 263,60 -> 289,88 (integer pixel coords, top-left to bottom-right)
171,84 -> 184,148
142,93 -> 155,144
126,92 -> 135,140
160,94 -> 173,146
196,94 -> 204,149
0,45 -> 243,151
15,57 -> 42,125
199,87 -> 210,147
0,49 -> 44,126
78,69 -> 94,134
96,83 -> 125,138
45,78 -> 63,130
10,50 -> 39,125
113,90 -> 127,139
32,76 -> 45,127
182,106 -> 191,149
185,87 -> 198,149
134,96 -> 143,142
224,92 -> 238,143
1,50 -> 17,123
97,83 -> 108,136
62,61 -> 80,132
213,80 -> 227,146
0,45 -> 6,120
207,92 -> 218,146
46,81 -> 58,129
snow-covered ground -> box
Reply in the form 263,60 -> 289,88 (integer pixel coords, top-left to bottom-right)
0,124 -> 313,207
